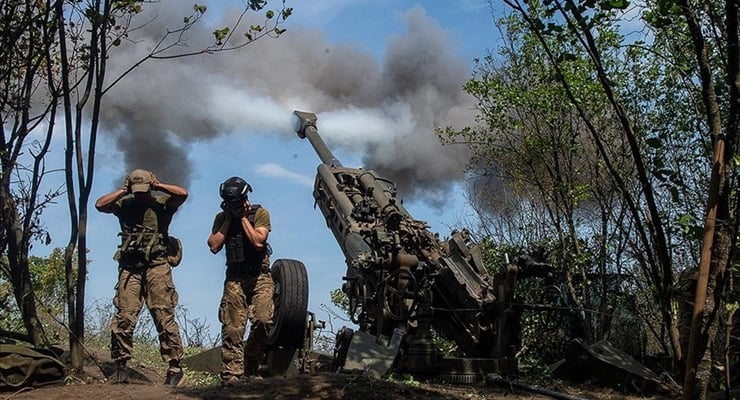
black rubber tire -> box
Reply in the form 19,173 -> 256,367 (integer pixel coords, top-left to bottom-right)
266,258 -> 309,348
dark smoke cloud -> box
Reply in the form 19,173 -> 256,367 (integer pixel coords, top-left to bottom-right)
101,3 -> 476,207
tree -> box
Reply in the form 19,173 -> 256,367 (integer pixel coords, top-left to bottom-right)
443,8 -> 666,363
28,248 -> 79,343
0,0 -> 66,346
59,0 -> 291,374
0,248 -> 77,343
0,0 -> 292,373
445,0 -> 737,397
645,2 -> 740,397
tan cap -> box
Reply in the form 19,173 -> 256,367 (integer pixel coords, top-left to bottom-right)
128,169 -> 152,193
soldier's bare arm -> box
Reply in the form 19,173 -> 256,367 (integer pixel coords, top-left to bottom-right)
239,201 -> 269,252
95,188 -> 126,213
208,216 -> 231,254
151,173 -> 188,208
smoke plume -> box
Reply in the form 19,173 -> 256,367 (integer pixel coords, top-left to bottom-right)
101,3 -> 476,207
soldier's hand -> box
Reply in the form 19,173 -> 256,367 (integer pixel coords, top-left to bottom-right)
220,202 -> 235,220
149,171 -> 160,187
238,201 -> 252,219
122,176 -> 131,193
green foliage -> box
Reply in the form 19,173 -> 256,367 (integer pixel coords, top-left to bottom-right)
1,0 -> 294,365
678,214 -> 703,241
112,0 -> 143,14
29,249 -> 75,309
28,248 -> 78,343
83,300 -> 221,386
447,0 -> 727,375
181,348 -> 221,386
249,0 -> 267,11
86,327 -> 221,386
230,1 -> 291,42
477,238 -> 526,274
0,249 -> 78,343
0,278 -> 23,332
430,331 -> 456,356
193,4 -> 207,14
468,3 -> 740,396
213,27 -> 230,44
386,373 -> 421,387
329,288 -> 350,316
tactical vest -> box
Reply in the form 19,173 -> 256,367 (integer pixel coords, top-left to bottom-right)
114,195 -> 174,267
225,205 -> 272,273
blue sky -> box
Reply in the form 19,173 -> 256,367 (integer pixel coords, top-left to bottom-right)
35,0 -> 503,342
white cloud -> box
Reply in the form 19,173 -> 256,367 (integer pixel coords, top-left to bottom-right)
256,163 -> 314,187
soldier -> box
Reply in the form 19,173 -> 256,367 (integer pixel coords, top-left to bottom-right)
95,169 -> 187,387
207,176 -> 273,387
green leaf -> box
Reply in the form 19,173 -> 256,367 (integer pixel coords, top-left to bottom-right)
678,214 -> 694,226
213,27 -> 230,43
670,186 -> 679,203
645,137 -> 662,148
607,0 -> 630,10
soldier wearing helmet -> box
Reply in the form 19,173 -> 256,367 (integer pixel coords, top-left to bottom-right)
94,169 -> 187,387
207,176 -> 273,387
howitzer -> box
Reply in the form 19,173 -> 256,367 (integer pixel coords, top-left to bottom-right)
292,110 -> 533,380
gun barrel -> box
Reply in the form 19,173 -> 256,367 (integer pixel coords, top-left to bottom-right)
292,110 -> 343,167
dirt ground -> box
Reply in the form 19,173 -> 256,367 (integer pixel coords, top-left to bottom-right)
0,350 -> 687,400
2,371 -> 682,400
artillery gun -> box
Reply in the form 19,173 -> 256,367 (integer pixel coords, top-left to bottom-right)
292,110 -> 534,381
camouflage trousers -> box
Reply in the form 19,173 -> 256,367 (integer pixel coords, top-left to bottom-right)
219,271 -> 274,379
110,262 -> 184,365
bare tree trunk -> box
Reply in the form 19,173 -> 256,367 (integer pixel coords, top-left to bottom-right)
724,294 -> 736,400
4,215 -> 44,345
54,0 -> 85,373
680,0 -> 737,396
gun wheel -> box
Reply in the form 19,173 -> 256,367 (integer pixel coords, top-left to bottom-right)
382,268 -> 417,321
266,259 -> 309,348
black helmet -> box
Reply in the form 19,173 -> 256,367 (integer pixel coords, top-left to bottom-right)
219,176 -> 252,203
